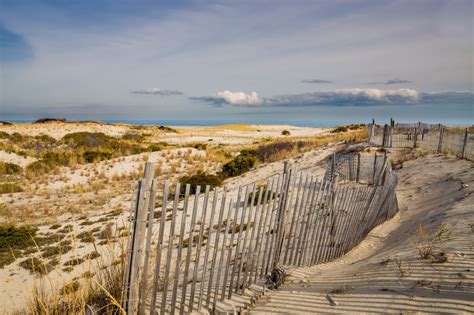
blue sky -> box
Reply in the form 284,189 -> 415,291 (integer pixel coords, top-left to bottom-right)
0,0 -> 472,123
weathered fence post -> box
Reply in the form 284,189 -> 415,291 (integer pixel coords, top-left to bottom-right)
437,125 -> 444,153
372,153 -> 378,184
390,118 -> 394,147
382,124 -> 390,148
461,128 -> 468,159
356,152 -> 361,183
331,153 -> 336,182
413,126 -> 419,148
271,161 -> 292,271
124,162 -> 155,314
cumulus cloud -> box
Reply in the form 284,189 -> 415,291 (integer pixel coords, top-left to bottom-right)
302,79 -> 334,84
264,88 -> 420,106
192,89 -> 473,107
130,88 -> 183,96
190,90 -> 260,106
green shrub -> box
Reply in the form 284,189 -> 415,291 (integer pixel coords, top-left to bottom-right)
179,172 -> 223,194
0,162 -> 22,175
0,183 -> 23,194
62,132 -> 113,147
34,134 -> 56,143
0,131 -> 10,139
0,225 -> 37,250
193,143 -> 207,150
221,150 -> 256,178
147,143 -> 167,152
121,132 -> 145,141
331,126 -> 348,133
281,130 -> 291,136
83,151 -> 112,163
9,132 -> 25,142
158,125 -> 177,133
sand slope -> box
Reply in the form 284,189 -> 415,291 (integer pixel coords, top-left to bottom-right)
251,155 -> 474,313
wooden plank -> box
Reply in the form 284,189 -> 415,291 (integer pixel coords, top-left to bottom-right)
149,181 -> 170,314
261,175 -> 282,277
222,187 -> 242,300
294,176 -> 315,265
188,185 -> 211,312
229,184 -> 252,294
205,188 -> 227,307
235,184 -> 257,294
288,174 -> 310,265
159,183 -> 181,314
169,184 -> 190,314
308,180 -> 330,265
212,198 -> 233,312
197,188 -> 219,310
283,172 -> 303,264
240,185 -> 264,293
121,180 -> 141,310
263,175 -> 285,274
251,179 -> 272,283
137,179 -> 158,315
180,186 -> 201,313
128,162 -> 155,314
297,178 -> 318,266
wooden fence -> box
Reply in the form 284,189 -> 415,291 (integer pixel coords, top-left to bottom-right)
121,151 -> 399,314
368,119 -> 473,160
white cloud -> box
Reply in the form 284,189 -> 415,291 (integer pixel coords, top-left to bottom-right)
130,88 -> 183,96
215,90 -> 260,105
334,88 -> 419,102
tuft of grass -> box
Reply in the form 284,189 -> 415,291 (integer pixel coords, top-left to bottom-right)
281,130 -> 290,136
412,223 -> 453,262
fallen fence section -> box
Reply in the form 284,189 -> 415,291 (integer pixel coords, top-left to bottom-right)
122,151 -> 399,314
368,120 -> 473,160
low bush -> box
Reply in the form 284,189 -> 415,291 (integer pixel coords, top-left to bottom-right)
221,150 -> 256,177
33,118 -> 66,124
193,143 -> 207,150
147,142 -> 167,152
34,134 -> 56,143
0,225 -> 37,250
83,150 -> 113,163
0,183 -> 23,194
281,130 -> 291,136
179,172 -> 223,194
0,162 -> 22,175
331,126 -> 348,133
121,132 -> 145,141
62,132 -> 113,148
158,125 -> 177,133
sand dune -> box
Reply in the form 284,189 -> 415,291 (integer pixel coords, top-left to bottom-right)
251,155 -> 474,313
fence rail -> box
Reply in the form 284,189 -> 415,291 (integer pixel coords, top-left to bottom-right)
122,150 -> 399,314
368,120 -> 473,160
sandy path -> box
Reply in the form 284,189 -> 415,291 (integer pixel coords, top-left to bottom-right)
251,155 -> 474,313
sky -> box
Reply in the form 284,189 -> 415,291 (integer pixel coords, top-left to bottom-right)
0,0 -> 473,124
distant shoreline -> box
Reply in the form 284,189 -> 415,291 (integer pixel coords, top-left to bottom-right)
3,118 -> 473,128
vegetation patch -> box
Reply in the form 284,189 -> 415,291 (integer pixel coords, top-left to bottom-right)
179,172 -> 223,194
0,225 -> 37,250
0,183 -> 24,194
158,125 -> 177,133
221,149 -> 256,177
19,257 -> 54,274
0,162 -> 22,175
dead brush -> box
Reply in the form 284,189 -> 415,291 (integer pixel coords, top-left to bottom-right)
411,223 -> 453,263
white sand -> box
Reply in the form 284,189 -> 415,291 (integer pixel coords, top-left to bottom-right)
251,155 -> 474,313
